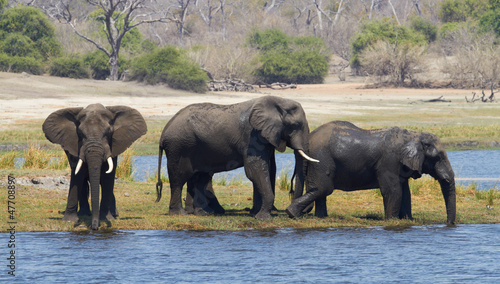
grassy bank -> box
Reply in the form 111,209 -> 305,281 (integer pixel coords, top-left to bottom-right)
1,168 -> 499,232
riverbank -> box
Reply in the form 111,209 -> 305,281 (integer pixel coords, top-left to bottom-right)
1,168 -> 499,231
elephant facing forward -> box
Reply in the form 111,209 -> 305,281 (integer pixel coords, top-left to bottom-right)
156,96 -> 318,220
287,121 -> 456,224
43,104 -> 147,230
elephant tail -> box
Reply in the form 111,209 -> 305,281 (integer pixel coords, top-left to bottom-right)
155,145 -> 163,203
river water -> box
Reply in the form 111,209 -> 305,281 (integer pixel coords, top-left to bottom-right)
2,224 -> 499,282
132,150 -> 500,190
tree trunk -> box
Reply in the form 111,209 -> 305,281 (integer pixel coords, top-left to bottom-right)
109,54 -> 119,81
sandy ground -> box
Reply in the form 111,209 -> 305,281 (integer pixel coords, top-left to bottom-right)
0,71 -> 488,129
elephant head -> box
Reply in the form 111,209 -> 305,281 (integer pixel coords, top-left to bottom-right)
401,131 -> 456,224
43,104 -> 147,229
249,96 -> 318,162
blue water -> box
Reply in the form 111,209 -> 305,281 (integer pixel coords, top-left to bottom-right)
132,150 -> 500,190
2,224 -> 499,282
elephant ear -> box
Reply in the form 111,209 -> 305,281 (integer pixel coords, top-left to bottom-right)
249,97 -> 284,148
401,139 -> 425,174
107,106 -> 147,157
42,107 -> 83,157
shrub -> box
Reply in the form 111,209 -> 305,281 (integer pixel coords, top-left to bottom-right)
254,50 -> 328,84
409,16 -> 437,43
350,18 -> 427,73
0,54 -> 44,74
360,40 -> 426,86
248,28 -> 329,84
129,46 -> 208,93
49,56 -> 90,79
0,5 -> 62,59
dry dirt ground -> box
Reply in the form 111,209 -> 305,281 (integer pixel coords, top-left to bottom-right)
0,71 -> 496,130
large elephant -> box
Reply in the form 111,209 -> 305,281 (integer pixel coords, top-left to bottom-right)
287,121 -> 456,225
156,96 -> 318,220
43,104 -> 147,230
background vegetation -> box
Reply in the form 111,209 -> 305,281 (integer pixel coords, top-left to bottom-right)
1,0 -> 500,90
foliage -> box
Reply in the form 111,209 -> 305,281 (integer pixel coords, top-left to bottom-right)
350,19 -> 427,72
409,16 -> 437,43
439,0 -> 469,23
49,56 -> 90,79
0,53 -> 44,74
249,28 -> 329,84
129,46 -> 208,93
0,5 -> 61,60
82,51 -> 129,80
360,40 -> 426,86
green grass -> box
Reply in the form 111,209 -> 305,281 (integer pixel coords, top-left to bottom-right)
2,167 -> 499,232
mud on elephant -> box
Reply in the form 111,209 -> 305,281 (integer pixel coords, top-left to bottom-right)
43,104 -> 147,230
287,121 -> 456,225
156,96 -> 318,220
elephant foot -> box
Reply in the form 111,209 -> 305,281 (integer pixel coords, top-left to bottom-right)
100,212 -> 116,221
62,212 -> 79,222
314,211 -> 328,218
194,207 -> 214,216
185,205 -> 195,214
169,208 -> 187,216
285,205 -> 303,219
255,210 -> 272,220
91,220 -> 100,230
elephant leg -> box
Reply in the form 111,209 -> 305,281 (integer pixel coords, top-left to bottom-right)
380,183 -> 402,220
286,168 -> 333,218
77,180 -> 91,216
191,173 -> 215,216
64,164 -> 88,222
251,153 -> 277,214
399,179 -> 412,220
185,180 -> 195,214
206,178 -> 225,215
168,163 -> 190,215
244,156 -> 275,220
314,196 -> 328,218
99,158 -> 117,221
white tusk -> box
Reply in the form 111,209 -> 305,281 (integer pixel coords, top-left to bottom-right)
75,159 -> 83,175
298,150 -> 320,163
106,157 -> 114,174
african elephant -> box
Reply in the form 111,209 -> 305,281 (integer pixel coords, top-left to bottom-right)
43,104 -> 147,230
155,96 -> 318,220
286,121 -> 456,225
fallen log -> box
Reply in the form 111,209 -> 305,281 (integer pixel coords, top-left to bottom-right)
423,96 -> 451,103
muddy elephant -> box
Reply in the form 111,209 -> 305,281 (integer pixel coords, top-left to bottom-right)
43,104 -> 147,230
156,96 -> 318,220
287,121 -> 456,224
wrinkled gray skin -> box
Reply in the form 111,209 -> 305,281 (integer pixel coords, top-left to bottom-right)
287,121 -> 456,225
43,104 -> 147,230
156,96 -> 313,220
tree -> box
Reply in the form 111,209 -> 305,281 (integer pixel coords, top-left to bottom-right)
40,0 -> 168,81
0,5 -> 62,60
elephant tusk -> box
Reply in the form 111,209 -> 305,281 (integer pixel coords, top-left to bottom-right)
106,157 -> 113,174
75,159 -> 83,175
298,150 -> 320,163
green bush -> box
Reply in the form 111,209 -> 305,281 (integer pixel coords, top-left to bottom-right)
254,50 -> 328,84
0,53 -> 44,74
49,57 -> 90,79
129,46 -> 208,93
83,51 -> 109,80
409,16 -> 437,43
350,19 -> 427,71
0,5 -> 61,59
248,28 -> 329,84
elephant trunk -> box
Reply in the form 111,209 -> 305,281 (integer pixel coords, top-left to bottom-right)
84,143 -> 112,230
439,179 -> 456,225
434,159 -> 456,225
87,152 -> 102,230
